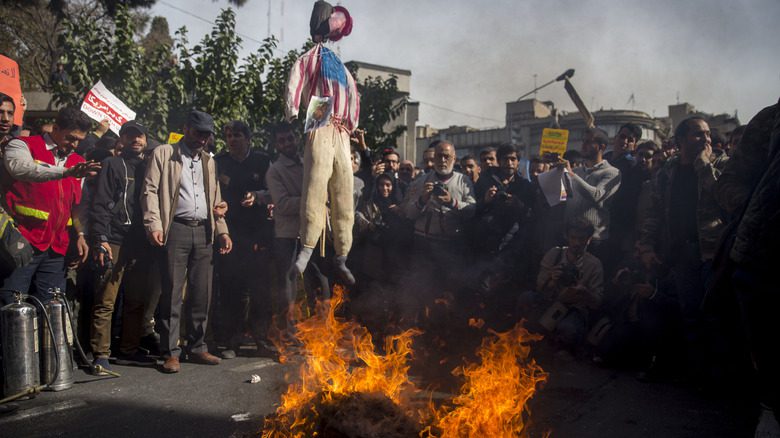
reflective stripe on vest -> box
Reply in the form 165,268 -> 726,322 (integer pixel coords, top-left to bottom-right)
13,205 -> 73,226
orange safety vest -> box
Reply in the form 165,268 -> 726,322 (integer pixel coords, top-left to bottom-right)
3,136 -> 84,255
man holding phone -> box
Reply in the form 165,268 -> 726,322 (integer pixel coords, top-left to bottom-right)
1,107 -> 101,305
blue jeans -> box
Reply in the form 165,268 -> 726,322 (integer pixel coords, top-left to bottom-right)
0,249 -> 66,306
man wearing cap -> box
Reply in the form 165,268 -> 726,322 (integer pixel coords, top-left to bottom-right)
0,107 -> 100,305
141,110 -> 232,373
286,1 -> 359,284
88,120 -> 155,373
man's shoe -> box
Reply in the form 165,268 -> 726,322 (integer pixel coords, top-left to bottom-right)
91,357 -> 113,376
161,356 -> 180,373
115,351 -> 158,367
188,351 -> 221,365
139,333 -> 162,356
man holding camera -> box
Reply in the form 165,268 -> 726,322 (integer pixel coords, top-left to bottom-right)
533,218 -> 604,352
402,141 -> 476,248
474,144 -> 536,254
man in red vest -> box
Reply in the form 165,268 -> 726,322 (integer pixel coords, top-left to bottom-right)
1,107 -> 100,303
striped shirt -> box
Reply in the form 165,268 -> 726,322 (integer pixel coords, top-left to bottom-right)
285,43 -> 360,132
565,160 -> 621,241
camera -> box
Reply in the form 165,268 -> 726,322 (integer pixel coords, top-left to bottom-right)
495,189 -> 510,201
558,263 -> 579,287
431,181 -> 447,197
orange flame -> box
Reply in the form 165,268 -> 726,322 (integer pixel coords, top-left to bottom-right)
424,324 -> 548,438
262,286 -> 546,438
262,285 -> 421,437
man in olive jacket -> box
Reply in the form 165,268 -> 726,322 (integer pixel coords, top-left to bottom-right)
141,110 -> 232,373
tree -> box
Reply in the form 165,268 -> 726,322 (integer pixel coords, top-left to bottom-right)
0,0 -> 155,90
347,63 -> 408,152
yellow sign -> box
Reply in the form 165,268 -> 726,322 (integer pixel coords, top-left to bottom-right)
167,132 -> 183,144
539,128 -> 569,157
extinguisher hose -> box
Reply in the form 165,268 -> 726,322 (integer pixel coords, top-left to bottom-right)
62,297 -> 120,378
26,295 -> 61,389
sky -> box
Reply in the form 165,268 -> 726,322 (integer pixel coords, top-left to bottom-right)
150,0 -> 780,129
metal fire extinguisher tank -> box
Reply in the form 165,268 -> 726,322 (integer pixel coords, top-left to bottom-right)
1,293 -> 40,398
40,293 -> 74,391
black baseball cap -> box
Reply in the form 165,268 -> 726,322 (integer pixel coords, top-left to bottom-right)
119,120 -> 148,137
186,110 -> 215,134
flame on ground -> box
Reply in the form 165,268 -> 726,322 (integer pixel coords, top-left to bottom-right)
423,324 -> 548,438
262,285 -> 547,438
262,285 -> 421,437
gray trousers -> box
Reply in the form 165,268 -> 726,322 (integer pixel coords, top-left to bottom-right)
160,221 -> 213,358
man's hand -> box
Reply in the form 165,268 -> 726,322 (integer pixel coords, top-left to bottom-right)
697,144 -> 713,164
241,192 -> 256,207
484,186 -> 498,204
350,129 -> 367,152
65,161 -> 102,178
420,182 -> 434,204
95,119 -> 110,138
77,234 -> 89,264
372,161 -> 386,176
218,233 -> 233,255
213,201 -> 228,218
558,158 -> 573,173
149,230 -> 164,247
96,242 -> 112,267
436,187 -> 453,206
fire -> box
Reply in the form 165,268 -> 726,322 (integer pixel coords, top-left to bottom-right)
424,324 -> 548,438
262,286 -> 547,438
262,285 -> 421,437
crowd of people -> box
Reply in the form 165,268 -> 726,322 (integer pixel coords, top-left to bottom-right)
0,90 -> 777,431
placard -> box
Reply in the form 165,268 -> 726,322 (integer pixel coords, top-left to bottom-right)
80,80 -> 135,135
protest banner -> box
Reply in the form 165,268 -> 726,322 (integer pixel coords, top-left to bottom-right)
0,55 -> 24,126
539,128 -> 569,157
80,80 -> 135,135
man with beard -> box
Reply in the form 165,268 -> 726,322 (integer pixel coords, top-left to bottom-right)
474,145 -> 535,254
89,121 -> 156,373
142,110 -> 232,373
403,141 -> 476,246
639,116 -> 727,382
561,128 -> 621,267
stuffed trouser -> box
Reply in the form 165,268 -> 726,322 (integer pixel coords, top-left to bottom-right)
300,122 -> 354,256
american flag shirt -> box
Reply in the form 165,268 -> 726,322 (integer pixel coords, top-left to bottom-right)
285,43 -> 360,133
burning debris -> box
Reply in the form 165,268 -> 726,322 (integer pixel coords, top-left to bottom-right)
262,286 -> 547,438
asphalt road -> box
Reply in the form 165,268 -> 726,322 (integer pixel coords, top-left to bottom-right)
0,347 -> 755,437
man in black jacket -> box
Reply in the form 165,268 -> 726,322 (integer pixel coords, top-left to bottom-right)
88,120 -> 154,374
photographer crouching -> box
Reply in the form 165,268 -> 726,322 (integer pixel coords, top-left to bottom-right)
519,218 -> 604,358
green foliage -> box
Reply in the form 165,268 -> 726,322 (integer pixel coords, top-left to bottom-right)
347,66 -> 408,151
52,6 -> 406,154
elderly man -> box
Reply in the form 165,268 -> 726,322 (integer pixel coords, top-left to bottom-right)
141,110 -> 232,373
403,140 -> 476,255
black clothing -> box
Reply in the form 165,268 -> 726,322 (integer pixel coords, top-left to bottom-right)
472,168 -> 536,253
215,150 -> 271,243
90,154 -> 146,245
668,164 -> 699,250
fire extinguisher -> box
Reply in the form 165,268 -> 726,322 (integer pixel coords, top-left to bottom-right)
0,291 -> 40,399
40,290 -> 74,392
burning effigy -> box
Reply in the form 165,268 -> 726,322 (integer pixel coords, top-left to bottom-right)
261,286 -> 547,438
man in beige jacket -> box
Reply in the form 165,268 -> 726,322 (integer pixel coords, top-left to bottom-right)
141,110 -> 232,373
